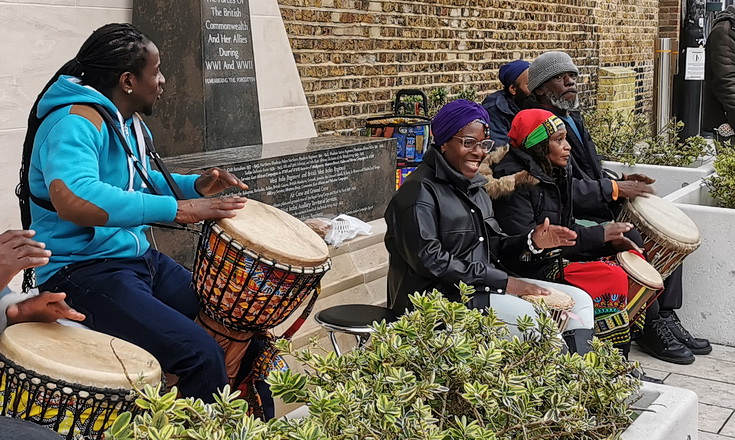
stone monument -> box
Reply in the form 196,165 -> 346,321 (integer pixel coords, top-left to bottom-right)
132,0 -> 395,267
134,0 -> 261,155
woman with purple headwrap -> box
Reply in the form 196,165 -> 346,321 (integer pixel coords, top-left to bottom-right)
384,100 -> 595,352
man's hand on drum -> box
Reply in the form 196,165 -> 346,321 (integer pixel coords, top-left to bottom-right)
195,167 -> 249,197
6,292 -> 85,326
531,218 -> 577,249
617,179 -> 654,199
0,230 -> 51,289
175,197 -> 247,224
603,222 -> 641,252
506,277 -> 550,297
622,173 -> 656,185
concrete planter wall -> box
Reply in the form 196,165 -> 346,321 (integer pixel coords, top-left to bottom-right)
664,179 -> 735,346
602,159 -> 714,197
622,382 -> 699,440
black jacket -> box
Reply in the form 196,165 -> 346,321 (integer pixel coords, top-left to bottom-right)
523,101 -> 618,222
486,148 -> 606,279
703,8 -> 735,131
482,90 -> 520,146
384,147 -> 527,313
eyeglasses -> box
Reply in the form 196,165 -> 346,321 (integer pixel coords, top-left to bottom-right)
452,136 -> 496,153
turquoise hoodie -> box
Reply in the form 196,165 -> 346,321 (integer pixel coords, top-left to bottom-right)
29,75 -> 201,284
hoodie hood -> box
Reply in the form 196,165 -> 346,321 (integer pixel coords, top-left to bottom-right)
714,5 -> 735,27
37,75 -> 144,193
37,75 -> 119,120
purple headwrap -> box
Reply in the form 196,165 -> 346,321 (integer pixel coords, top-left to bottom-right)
432,99 -> 490,148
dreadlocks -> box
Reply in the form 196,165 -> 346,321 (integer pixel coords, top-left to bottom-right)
16,23 -> 151,291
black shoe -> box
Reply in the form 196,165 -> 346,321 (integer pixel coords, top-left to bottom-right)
562,328 -> 594,356
636,318 -> 695,365
661,311 -> 712,355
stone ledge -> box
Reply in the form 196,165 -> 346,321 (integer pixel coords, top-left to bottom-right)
622,382 -> 699,439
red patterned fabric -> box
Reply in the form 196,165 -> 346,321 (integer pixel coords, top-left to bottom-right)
562,260 -> 631,348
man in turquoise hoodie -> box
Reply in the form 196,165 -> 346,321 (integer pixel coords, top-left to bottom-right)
19,23 -> 248,402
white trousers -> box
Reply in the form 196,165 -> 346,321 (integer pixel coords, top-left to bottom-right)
488,278 -> 594,336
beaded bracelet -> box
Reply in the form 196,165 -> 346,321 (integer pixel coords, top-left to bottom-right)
527,229 -> 544,254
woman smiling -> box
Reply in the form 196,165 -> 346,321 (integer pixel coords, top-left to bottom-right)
384,100 -> 595,352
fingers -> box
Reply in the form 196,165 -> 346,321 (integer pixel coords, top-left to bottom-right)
613,237 -> 642,253
0,229 -> 36,245
203,168 -> 249,192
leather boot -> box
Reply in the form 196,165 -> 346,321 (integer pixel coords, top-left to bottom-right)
562,328 -> 594,356
660,311 -> 712,355
636,317 -> 695,365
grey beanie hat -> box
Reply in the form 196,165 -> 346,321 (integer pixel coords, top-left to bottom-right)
527,51 -> 580,92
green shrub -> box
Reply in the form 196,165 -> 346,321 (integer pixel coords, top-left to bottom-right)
585,110 -> 709,167
107,283 -> 639,440
706,147 -> 735,209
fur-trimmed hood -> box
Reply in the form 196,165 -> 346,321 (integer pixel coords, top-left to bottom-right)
479,146 -> 542,199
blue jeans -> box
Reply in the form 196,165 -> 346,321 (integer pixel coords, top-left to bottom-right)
39,249 -> 227,402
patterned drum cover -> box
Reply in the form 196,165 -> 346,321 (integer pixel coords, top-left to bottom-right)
194,200 -> 331,332
0,323 -> 161,440
617,251 -> 664,325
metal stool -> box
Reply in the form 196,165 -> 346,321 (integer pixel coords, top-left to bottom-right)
313,304 -> 399,356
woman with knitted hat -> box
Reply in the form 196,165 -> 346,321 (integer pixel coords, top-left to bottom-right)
487,108 -> 646,357
384,100 -> 595,350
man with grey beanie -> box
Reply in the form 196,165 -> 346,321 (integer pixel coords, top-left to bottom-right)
522,50 -> 711,367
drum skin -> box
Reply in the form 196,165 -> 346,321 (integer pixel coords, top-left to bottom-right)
0,323 -> 161,440
618,195 -> 701,280
617,251 -> 664,324
193,201 -> 331,333
521,286 -> 576,332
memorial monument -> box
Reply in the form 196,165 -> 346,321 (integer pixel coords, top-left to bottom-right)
132,0 -> 395,266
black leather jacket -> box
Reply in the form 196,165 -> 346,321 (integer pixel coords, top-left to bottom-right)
384,147 -> 527,313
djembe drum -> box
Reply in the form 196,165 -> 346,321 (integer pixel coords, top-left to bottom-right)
617,251 -> 664,325
617,195 -> 701,280
0,323 -> 161,440
521,286 -> 576,332
193,200 -> 331,383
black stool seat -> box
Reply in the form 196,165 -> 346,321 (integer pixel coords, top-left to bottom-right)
314,304 -> 400,356
315,304 -> 399,334
0,417 -> 63,439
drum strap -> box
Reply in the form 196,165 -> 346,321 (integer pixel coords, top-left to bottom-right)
280,285 -> 321,341
29,104 -> 186,212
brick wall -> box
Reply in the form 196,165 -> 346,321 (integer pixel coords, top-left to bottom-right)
594,0 -> 659,113
278,0 -> 663,134
659,0 -> 682,41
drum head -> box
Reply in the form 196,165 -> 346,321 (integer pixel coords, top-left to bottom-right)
617,251 -> 664,289
217,200 -> 330,267
629,195 -> 700,244
0,323 -> 161,389
523,286 -> 575,311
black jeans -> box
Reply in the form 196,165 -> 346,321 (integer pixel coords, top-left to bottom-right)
39,249 -> 227,402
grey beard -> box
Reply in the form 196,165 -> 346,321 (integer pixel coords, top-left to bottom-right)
546,90 -> 579,111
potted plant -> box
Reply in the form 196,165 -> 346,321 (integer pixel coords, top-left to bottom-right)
585,109 -> 714,196
104,284 -> 698,439
662,147 -> 735,346
106,284 -> 650,439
